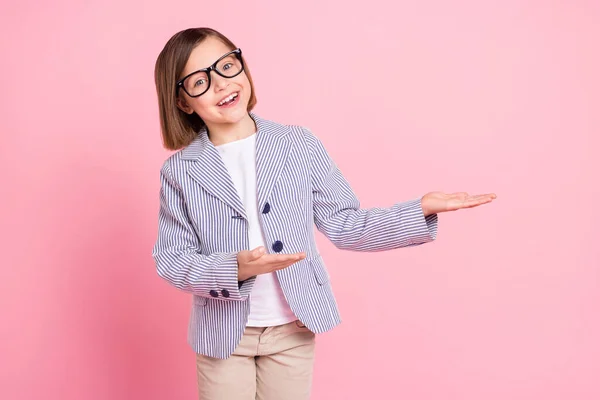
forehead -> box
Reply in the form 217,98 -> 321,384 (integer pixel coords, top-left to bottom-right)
182,36 -> 232,77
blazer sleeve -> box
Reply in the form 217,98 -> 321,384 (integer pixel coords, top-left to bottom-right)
151,159 -> 255,300
303,127 -> 438,251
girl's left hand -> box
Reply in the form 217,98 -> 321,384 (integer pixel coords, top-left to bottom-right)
421,191 -> 497,216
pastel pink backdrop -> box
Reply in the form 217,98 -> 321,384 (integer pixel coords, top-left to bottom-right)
1,1 -> 598,399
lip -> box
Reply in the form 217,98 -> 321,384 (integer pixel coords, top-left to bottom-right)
216,91 -> 239,106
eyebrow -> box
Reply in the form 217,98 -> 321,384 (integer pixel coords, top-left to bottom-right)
189,49 -> 234,73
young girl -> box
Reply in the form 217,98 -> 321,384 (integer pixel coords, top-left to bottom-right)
152,27 -> 496,400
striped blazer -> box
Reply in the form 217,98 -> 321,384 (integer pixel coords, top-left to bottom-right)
152,113 -> 438,359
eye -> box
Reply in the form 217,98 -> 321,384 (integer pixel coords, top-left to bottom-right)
194,78 -> 206,87
222,62 -> 233,70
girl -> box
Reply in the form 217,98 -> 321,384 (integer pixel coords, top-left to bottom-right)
152,27 -> 496,400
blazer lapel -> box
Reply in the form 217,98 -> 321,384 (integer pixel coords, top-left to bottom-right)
253,113 -> 292,210
182,130 -> 247,220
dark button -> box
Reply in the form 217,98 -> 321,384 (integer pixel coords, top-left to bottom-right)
262,203 -> 271,214
209,290 -> 219,298
221,289 -> 230,298
272,240 -> 283,253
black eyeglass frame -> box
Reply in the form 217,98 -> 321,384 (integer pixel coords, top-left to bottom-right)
176,48 -> 245,98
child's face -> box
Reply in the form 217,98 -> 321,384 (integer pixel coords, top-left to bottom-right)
176,36 -> 251,129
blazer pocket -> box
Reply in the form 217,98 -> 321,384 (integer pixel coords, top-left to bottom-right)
193,295 -> 208,307
309,255 -> 330,285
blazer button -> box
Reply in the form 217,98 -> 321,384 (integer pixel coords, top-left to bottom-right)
209,290 -> 219,298
272,240 -> 283,253
262,203 -> 271,214
221,289 -> 230,298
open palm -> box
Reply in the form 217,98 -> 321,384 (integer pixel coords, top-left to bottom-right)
421,191 -> 497,216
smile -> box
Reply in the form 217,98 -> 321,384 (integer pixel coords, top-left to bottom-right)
217,92 -> 239,106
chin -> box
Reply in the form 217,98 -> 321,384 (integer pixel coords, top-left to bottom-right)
221,104 -> 249,120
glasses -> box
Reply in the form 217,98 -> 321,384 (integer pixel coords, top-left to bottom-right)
176,48 -> 245,98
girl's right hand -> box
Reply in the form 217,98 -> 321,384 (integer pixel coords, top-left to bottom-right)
237,247 -> 306,282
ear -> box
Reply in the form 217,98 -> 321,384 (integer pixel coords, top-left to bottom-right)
176,96 -> 195,115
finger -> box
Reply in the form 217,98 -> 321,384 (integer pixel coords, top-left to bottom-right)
470,194 -> 497,202
460,195 -> 495,208
269,252 -> 305,263
450,192 -> 469,199
273,259 -> 303,271
467,193 -> 497,200
258,253 -> 306,269
255,258 -> 297,274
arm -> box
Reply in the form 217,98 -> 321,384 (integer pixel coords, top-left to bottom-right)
304,128 -> 438,251
151,160 -> 254,300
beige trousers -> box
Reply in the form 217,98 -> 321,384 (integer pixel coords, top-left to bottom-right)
196,320 -> 316,400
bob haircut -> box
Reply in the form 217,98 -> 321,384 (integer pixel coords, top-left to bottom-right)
154,27 -> 258,150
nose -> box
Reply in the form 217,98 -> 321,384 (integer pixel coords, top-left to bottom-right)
212,72 -> 229,92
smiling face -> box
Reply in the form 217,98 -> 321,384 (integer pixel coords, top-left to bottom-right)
176,36 -> 252,132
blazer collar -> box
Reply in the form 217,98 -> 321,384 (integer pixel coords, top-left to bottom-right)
181,113 -> 292,219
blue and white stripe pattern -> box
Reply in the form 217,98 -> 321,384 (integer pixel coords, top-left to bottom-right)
152,113 -> 438,359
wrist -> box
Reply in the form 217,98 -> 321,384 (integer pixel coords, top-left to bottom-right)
237,262 -> 253,282
420,196 -> 430,217
237,264 -> 248,282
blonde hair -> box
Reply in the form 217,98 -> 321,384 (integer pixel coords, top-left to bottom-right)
154,27 -> 258,150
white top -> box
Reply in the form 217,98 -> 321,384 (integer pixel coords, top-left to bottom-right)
215,133 -> 297,327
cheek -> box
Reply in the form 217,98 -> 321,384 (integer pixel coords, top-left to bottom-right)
190,97 -> 215,118
237,75 -> 252,103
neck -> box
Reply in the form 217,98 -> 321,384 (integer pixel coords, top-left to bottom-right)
205,113 -> 256,146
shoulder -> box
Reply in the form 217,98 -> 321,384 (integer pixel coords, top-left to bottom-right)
264,117 -> 326,160
252,112 -> 316,142
283,122 -> 324,154
157,137 -> 199,181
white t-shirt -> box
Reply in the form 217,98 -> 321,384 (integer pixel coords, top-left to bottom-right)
215,133 -> 297,327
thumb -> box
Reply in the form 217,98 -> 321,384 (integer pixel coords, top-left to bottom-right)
249,246 -> 265,261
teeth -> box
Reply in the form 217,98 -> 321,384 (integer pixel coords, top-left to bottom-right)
218,92 -> 238,106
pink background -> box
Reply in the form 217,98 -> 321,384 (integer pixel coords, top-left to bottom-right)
1,0 -> 599,399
